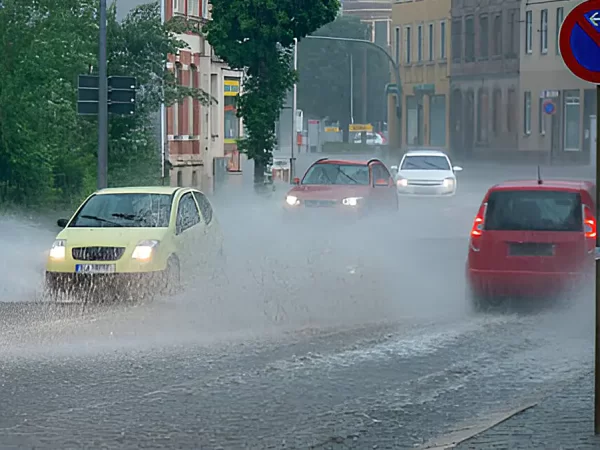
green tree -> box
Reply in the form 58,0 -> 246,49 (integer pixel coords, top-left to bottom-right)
0,0 -> 211,207
297,16 -> 390,142
204,0 -> 340,185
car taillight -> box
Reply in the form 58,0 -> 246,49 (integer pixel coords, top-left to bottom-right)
470,204 -> 486,238
584,207 -> 597,239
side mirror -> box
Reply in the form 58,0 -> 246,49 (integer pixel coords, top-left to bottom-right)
390,165 -> 398,176
293,177 -> 300,185
57,218 -> 68,228
375,178 -> 389,187
453,166 -> 463,172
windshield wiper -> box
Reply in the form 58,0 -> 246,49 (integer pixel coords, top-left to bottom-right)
112,213 -> 143,221
79,215 -> 123,227
423,161 -> 447,170
336,167 -> 360,184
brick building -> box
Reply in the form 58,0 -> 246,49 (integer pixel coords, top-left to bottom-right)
165,0 -> 243,191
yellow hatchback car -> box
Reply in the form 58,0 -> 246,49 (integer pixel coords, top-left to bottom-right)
44,186 -> 224,301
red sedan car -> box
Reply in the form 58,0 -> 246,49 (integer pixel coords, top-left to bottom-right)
466,179 -> 596,311
283,158 -> 398,217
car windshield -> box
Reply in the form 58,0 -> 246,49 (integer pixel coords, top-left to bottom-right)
69,193 -> 173,228
485,190 -> 583,232
400,155 -> 450,170
302,163 -> 370,185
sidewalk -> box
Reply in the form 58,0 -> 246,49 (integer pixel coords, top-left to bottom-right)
449,368 -> 600,450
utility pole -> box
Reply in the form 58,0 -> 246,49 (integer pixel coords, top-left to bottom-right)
594,85 -> 600,435
290,37 -> 298,181
97,0 -> 108,189
160,0 -> 167,184
361,46 -> 368,144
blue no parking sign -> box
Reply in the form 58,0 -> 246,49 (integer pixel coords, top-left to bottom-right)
560,0 -> 600,83
542,100 -> 556,115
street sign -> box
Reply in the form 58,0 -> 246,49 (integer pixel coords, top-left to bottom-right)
77,74 -> 136,116
349,123 -> 373,132
543,99 -> 556,115
324,127 -> 340,132
559,0 -> 600,84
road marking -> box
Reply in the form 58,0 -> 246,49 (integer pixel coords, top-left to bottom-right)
417,401 -> 539,449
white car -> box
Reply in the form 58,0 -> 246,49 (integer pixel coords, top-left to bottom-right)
391,150 -> 463,197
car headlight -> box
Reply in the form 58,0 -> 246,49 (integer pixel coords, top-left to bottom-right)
132,240 -> 159,261
443,178 -> 455,188
342,197 -> 363,206
396,178 -> 408,187
285,195 -> 300,206
49,239 -> 66,260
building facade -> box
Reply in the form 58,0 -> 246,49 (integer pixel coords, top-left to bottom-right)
165,0 -> 243,191
449,0 -> 520,160
342,0 -> 393,48
519,1 -> 595,164
392,0 -> 451,151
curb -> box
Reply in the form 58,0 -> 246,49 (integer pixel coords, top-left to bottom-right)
417,401 -> 539,449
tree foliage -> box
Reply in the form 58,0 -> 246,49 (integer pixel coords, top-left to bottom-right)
204,0 -> 340,180
297,16 -> 390,140
0,0 -> 209,207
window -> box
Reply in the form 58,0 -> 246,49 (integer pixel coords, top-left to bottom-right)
401,155 -> 450,170
371,164 -> 390,184
477,89 -> 489,143
417,24 -> 423,62
507,88 -> 516,133
485,191 -> 583,232
224,96 -> 239,139
540,9 -> 548,53
452,19 -> 462,62
428,23 -> 434,61
538,97 -> 546,135
492,89 -> 502,135
191,170 -> 198,187
405,26 -> 412,64
189,66 -> 196,136
493,14 -> 502,55
465,16 -> 475,62
564,90 -> 581,151
187,0 -> 199,16
69,194 -> 173,228
508,10 -> 517,56
440,21 -> 447,59
302,164 -> 370,186
173,0 -> 182,13
395,26 -> 401,63
202,0 -> 208,19
525,10 -> 532,54
556,7 -> 564,54
176,170 -> 183,187
174,63 -> 182,135
479,15 -> 489,59
524,91 -> 532,135
176,193 -> 201,233
429,95 -> 446,147
193,191 -> 213,224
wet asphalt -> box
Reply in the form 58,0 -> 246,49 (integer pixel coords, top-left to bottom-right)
0,168 -> 595,449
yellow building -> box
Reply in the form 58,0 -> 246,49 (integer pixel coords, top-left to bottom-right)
391,0 -> 451,151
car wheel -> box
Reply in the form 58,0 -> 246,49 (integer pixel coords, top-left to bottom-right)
163,256 -> 181,295
466,283 -> 487,314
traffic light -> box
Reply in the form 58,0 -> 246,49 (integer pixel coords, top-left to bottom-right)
76,74 -> 137,115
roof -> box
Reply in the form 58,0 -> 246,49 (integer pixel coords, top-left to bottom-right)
404,149 -> 448,157
96,186 -> 184,195
490,179 -> 595,191
316,158 -> 382,166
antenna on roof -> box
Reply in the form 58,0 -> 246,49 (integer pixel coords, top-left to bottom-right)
537,165 -> 543,185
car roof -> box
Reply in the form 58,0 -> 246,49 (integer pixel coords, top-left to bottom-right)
489,179 -> 595,192
404,149 -> 448,157
314,158 -> 383,166
95,186 -> 187,195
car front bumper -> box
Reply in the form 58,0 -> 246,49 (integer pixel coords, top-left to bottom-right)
396,184 -> 455,196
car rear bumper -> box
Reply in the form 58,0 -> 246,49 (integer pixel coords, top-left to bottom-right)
467,268 -> 590,297
282,204 -> 367,220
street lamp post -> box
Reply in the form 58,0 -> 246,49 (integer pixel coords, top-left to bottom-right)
97,0 -> 108,189
290,37 -> 298,181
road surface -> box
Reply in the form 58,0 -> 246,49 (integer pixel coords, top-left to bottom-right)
0,167 -> 593,449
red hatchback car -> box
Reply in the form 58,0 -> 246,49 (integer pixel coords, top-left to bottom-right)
466,179 -> 596,311
283,158 -> 398,216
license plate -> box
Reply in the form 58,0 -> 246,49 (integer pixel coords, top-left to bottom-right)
508,243 -> 555,257
75,264 -> 116,274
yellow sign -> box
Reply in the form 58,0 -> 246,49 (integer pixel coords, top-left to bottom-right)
349,124 -> 373,132
224,79 -> 240,96
324,127 -> 340,132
